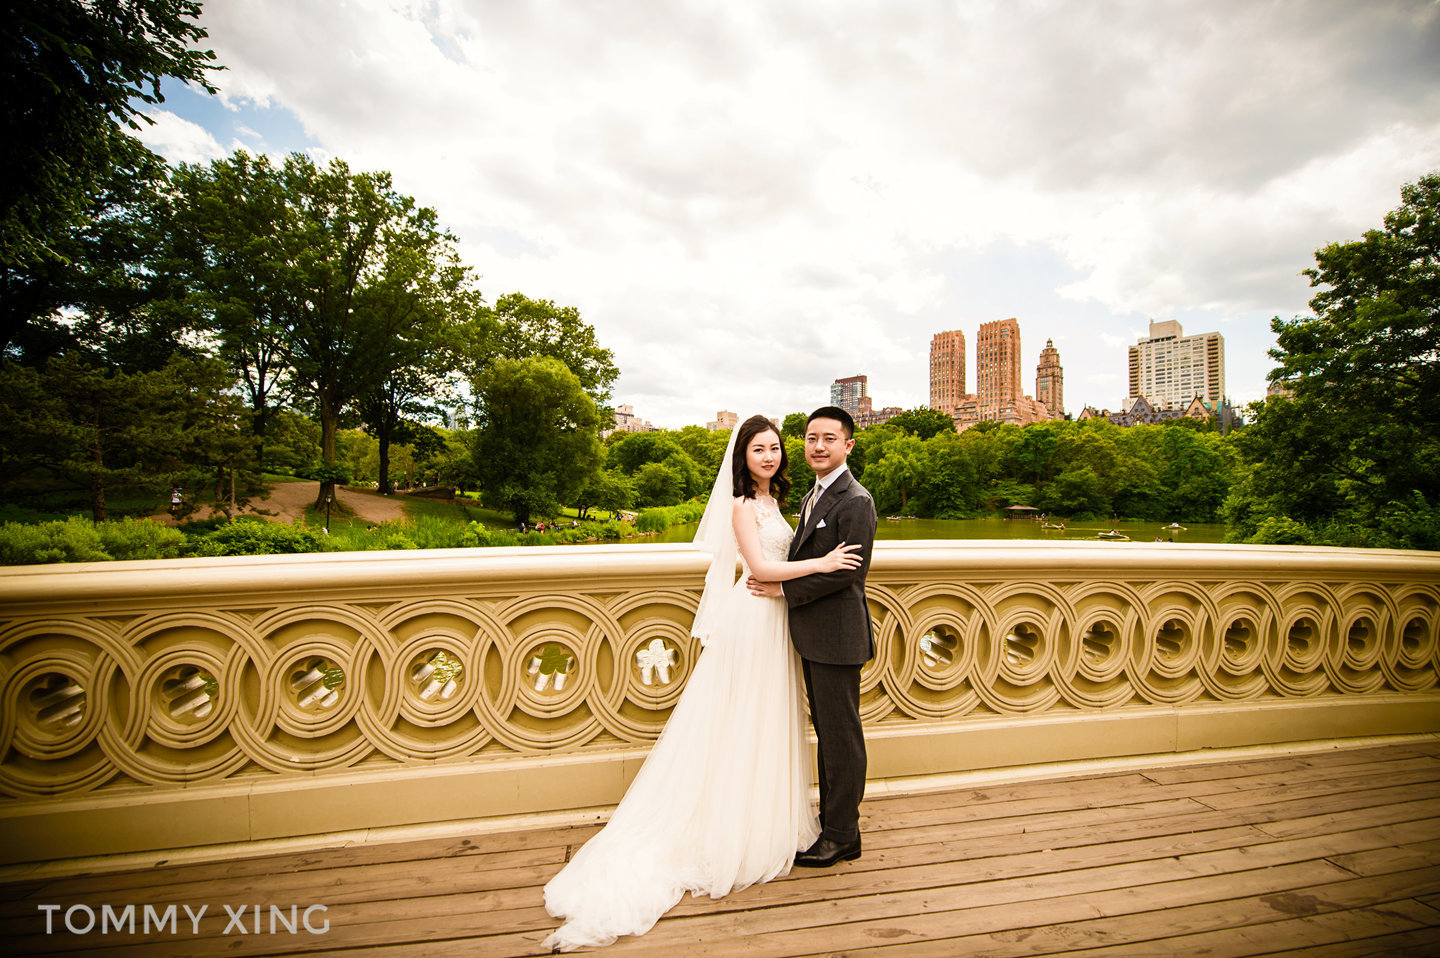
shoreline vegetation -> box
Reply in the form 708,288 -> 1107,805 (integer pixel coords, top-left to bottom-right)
0,491 -> 715,565
0,486 -> 1226,566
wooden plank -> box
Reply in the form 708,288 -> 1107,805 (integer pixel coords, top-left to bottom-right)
1248,925 -> 1440,957
1252,793 -> 1440,839
1047,899 -> 1440,956
3,743 -> 1435,958
775,867 -> 1440,958
1328,838 -> 1440,877
1134,744 -> 1439,786
867,759 -> 1440,836
0,855 -> 562,927
11,830 -> 1379,958
1192,766 -> 1440,810
552,827 -> 1440,958
862,771 -> 1155,812
555,862 -> 1360,958
0,842 -> 568,915
0,821 -> 603,899
5,792 -> 1435,948
3,744 -> 1428,903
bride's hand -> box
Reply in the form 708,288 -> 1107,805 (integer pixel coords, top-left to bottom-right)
819,541 -> 864,572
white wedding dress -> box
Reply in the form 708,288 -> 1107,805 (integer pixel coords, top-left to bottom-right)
542,496 -> 820,951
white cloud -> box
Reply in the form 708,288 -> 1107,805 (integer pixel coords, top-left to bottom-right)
160,0 -> 1440,425
134,110 -> 226,164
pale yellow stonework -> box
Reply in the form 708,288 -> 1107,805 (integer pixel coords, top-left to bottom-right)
1,540 -> 1437,865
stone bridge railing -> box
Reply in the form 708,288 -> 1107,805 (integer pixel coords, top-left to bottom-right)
1,541 -> 1437,864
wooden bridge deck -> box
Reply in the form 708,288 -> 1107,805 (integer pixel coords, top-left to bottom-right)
4,739 -> 1440,957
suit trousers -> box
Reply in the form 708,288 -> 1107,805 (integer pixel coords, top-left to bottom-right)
801,658 -> 866,843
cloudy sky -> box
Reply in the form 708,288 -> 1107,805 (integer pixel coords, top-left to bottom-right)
139,0 -> 1440,428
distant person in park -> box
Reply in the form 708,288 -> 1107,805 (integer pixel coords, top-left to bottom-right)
168,487 -> 182,516
542,413 -> 867,951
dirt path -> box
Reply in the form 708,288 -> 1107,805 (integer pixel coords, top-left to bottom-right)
170,481 -> 407,526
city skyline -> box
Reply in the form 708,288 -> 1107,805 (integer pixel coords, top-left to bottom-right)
623,315 -> 1233,430
137,3 -> 1440,429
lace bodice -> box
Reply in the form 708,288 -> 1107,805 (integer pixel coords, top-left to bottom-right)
742,496 -> 793,575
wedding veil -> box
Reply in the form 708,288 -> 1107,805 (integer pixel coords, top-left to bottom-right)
689,422 -> 742,645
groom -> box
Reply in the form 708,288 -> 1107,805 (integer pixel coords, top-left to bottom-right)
749,405 -> 877,867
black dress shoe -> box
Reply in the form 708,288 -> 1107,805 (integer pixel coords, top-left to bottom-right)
794,836 -> 862,868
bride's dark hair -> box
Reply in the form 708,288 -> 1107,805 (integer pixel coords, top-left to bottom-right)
730,415 -> 790,504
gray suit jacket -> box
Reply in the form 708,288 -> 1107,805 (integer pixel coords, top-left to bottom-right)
786,469 -> 877,666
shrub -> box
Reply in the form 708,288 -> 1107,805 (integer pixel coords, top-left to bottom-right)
458,522 -> 517,548
95,518 -> 186,561
0,517 -> 185,565
593,521 -> 628,540
0,517 -> 109,564
378,532 -> 418,551
404,515 -> 470,550
188,517 -> 325,556
1245,516 -> 1314,546
634,502 -> 704,532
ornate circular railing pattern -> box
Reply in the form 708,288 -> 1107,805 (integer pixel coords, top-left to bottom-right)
0,543 -> 1436,798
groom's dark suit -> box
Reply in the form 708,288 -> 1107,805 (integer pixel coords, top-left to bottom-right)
786,467 -> 877,845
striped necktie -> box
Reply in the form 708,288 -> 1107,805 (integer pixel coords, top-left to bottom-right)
801,483 -> 820,526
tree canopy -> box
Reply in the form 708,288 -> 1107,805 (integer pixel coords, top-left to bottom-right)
1226,172 -> 1440,549
471,356 -> 604,524
886,407 -> 957,439
172,151 -> 473,505
464,293 -> 618,407
1,0 -> 216,304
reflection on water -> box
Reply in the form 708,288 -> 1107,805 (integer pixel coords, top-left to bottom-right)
634,516 -> 1230,545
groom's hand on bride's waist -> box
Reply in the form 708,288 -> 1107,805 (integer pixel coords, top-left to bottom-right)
746,576 -> 783,598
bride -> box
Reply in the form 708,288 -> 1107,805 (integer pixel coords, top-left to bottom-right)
542,414 -> 864,951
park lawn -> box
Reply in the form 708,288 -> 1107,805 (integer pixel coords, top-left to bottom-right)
396,494 -> 514,528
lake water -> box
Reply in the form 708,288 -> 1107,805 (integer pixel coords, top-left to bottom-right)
640,516 -> 1229,545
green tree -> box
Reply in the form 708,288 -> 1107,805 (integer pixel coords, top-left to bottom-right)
470,356 -> 603,524
851,423 -> 901,483
1154,428 -> 1237,522
607,432 -> 690,474
261,154 -> 459,509
925,432 -> 981,518
863,435 -> 929,514
168,152 -> 296,476
5,133 -> 196,371
672,425 -> 731,476
1,0 -> 217,330
354,241 -> 470,495
781,412 -> 808,438
1043,466 -> 1107,517
464,292 -> 618,406
886,407 -> 957,440
785,436 -> 813,504
1229,173 -> 1440,548
425,427 -> 479,492
576,468 -> 633,519
263,408 -> 321,474
1014,423 -> 1060,486
633,461 -> 684,508
0,355 -> 247,520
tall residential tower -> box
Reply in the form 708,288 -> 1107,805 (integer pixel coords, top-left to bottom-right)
928,329 -> 967,416
1035,338 -> 1064,418
1127,320 -> 1225,408
829,374 -> 870,419
975,318 -> 1022,416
